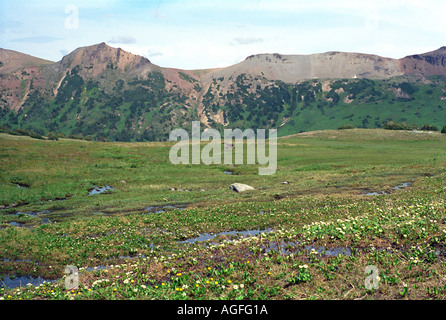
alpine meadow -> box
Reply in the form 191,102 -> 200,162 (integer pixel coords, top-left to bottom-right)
1,1 -> 446,307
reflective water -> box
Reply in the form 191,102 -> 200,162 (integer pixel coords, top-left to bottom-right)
10,222 -> 25,227
41,218 -> 52,224
259,241 -> 352,257
179,228 -> 273,244
392,182 -> 413,190
362,181 -> 413,196
0,276 -> 55,289
15,210 -> 51,216
145,204 -> 186,214
89,185 -> 114,195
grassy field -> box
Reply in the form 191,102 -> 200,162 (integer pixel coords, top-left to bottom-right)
0,128 -> 445,300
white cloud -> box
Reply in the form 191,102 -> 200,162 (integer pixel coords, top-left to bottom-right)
232,37 -> 264,45
147,50 -> 163,57
3,0 -> 446,69
107,36 -> 136,44
152,9 -> 168,19
9,36 -> 62,43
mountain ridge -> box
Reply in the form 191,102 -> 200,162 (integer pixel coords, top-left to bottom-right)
1,43 -> 446,141
5,43 -> 446,82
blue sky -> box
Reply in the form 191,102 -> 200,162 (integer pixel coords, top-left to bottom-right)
1,0 -> 446,69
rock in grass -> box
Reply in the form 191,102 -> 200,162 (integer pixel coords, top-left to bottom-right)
230,183 -> 255,192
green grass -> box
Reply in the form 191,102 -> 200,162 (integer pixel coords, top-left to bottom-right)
0,129 -> 445,300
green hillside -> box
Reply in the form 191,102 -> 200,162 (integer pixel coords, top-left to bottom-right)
1,69 -> 446,141
207,74 -> 446,136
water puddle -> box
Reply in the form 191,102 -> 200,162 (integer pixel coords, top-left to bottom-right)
84,265 -> 111,272
6,210 -> 53,228
362,181 -> 413,196
12,182 -> 30,189
179,229 -> 353,257
392,181 -> 413,190
41,218 -> 52,224
169,188 -> 192,192
0,276 -> 55,289
224,171 -> 233,175
259,241 -> 352,257
9,221 -> 25,227
88,185 -> 114,195
15,210 -> 51,217
179,228 -> 273,244
145,204 -> 186,214
363,191 -> 386,196
0,253 -> 156,290
306,246 -> 352,256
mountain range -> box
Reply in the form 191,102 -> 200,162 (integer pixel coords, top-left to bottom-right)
1,42 -> 446,141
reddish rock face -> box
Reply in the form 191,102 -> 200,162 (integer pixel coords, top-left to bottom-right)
398,47 -> 446,76
0,48 -> 54,111
2,43 -> 446,115
57,42 -> 153,78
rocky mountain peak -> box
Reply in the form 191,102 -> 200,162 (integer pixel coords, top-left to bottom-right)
0,48 -> 53,74
399,46 -> 446,74
58,43 -> 152,77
